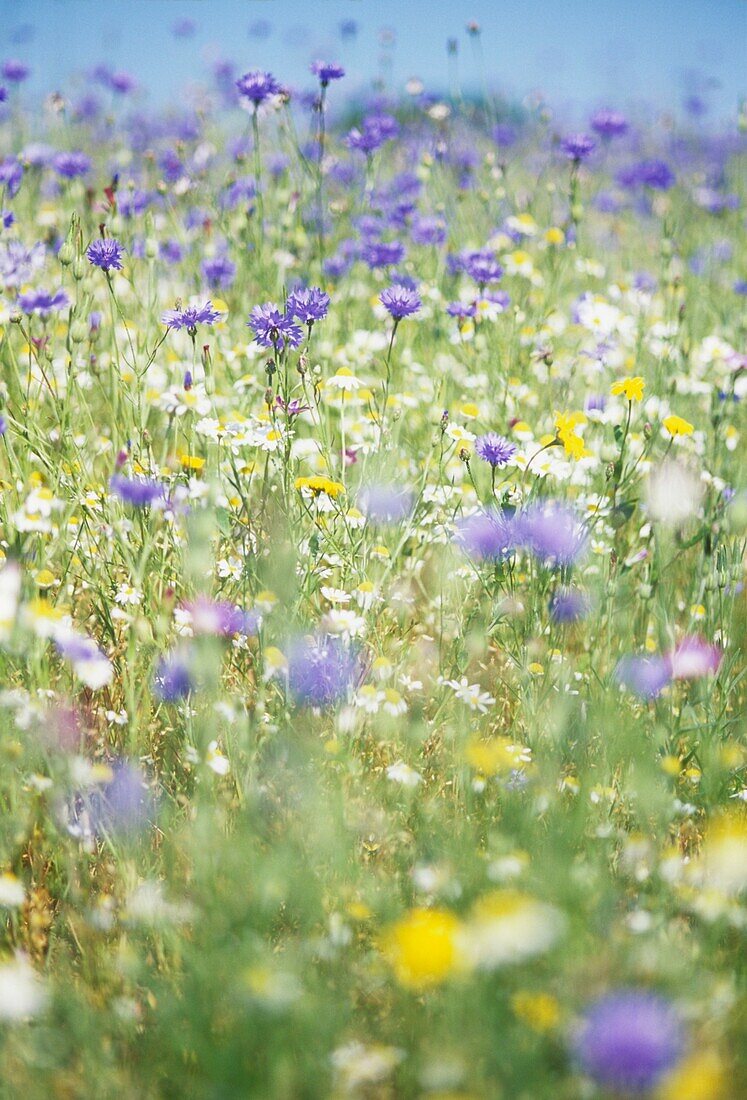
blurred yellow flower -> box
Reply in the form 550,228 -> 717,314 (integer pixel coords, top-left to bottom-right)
381,907 -> 464,989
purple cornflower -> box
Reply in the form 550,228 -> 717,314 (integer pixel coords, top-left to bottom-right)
287,635 -> 358,707
201,254 -> 236,289
455,509 -> 514,562
410,215 -> 447,246
53,151 -> 92,179
247,302 -> 303,351
87,761 -> 154,837
162,301 -> 222,332
590,109 -> 629,139
513,502 -> 587,567
379,283 -> 421,320
109,474 -> 163,508
615,655 -> 672,699
549,588 -> 590,623
286,286 -> 330,325
236,70 -> 282,107
345,119 -> 390,156
619,159 -> 675,191
560,133 -> 596,162
669,636 -> 722,680
474,433 -> 516,468
0,86 -> 6,104
86,238 -> 125,272
154,650 -> 193,702
573,990 -> 684,1094
463,253 -> 503,285
310,61 -> 345,86
363,240 -> 406,269
0,157 -> 23,197
185,597 -> 260,637
446,301 -> 477,320
1,60 -> 30,83
358,483 -> 413,523
18,287 -> 69,318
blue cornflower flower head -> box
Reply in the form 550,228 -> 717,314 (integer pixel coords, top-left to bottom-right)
513,501 -> 587,567
247,302 -> 303,351
345,114 -> 398,156
618,159 -> 675,191
0,157 -> 23,197
172,17 -> 196,38
410,215 -> 446,246
201,254 -> 236,289
0,416 -> 6,436
236,70 -> 282,107
549,588 -> 590,624
86,238 -> 125,272
463,253 -> 503,285
0,86 -> 6,103
358,483 -> 414,524
95,762 -> 153,836
589,109 -> 629,138
379,283 -> 421,320
734,279 -> 747,296
573,990 -> 684,1094
446,301 -> 477,319
614,655 -> 672,699
287,635 -> 358,707
109,474 -> 163,508
362,240 -> 406,269
474,433 -> 517,468
53,151 -> 92,179
560,133 -> 596,162
455,509 -> 514,562
1,59 -> 30,83
154,650 -> 193,702
0,210 -> 14,229
492,123 -> 518,147
18,287 -> 69,318
286,286 -> 330,325
185,597 -> 260,638
310,60 -> 345,86
162,300 -> 222,332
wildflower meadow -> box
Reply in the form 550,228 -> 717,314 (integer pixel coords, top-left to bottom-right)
0,8 -> 745,1098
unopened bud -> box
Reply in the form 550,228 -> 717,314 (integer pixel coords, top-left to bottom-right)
58,241 -> 75,266
72,256 -> 86,280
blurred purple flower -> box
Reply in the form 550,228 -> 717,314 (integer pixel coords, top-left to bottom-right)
287,636 -> 358,707
573,990 -> 684,1093
615,655 -> 672,698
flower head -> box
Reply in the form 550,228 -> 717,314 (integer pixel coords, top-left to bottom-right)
162,301 -> 222,332
287,635 -> 358,707
379,283 -> 421,320
474,433 -> 517,468
236,70 -> 282,106
286,286 -> 330,324
663,414 -> 694,437
247,302 -> 303,351
560,133 -> 596,161
310,61 -> 345,86
573,990 -> 685,1093
87,238 -> 125,272
18,287 -> 69,317
611,376 -> 645,402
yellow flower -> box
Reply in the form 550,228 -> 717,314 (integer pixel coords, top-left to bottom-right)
180,454 -> 205,471
511,991 -> 561,1032
466,737 -> 531,776
554,411 -> 591,460
656,1051 -> 727,1100
662,414 -> 694,436
611,376 -> 645,402
545,226 -> 565,245
380,907 -> 463,990
294,475 -> 345,499
34,569 -> 56,589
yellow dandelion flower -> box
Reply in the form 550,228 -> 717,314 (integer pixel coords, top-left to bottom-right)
380,907 -> 464,990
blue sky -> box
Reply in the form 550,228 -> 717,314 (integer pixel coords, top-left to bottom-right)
2,0 -> 745,121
